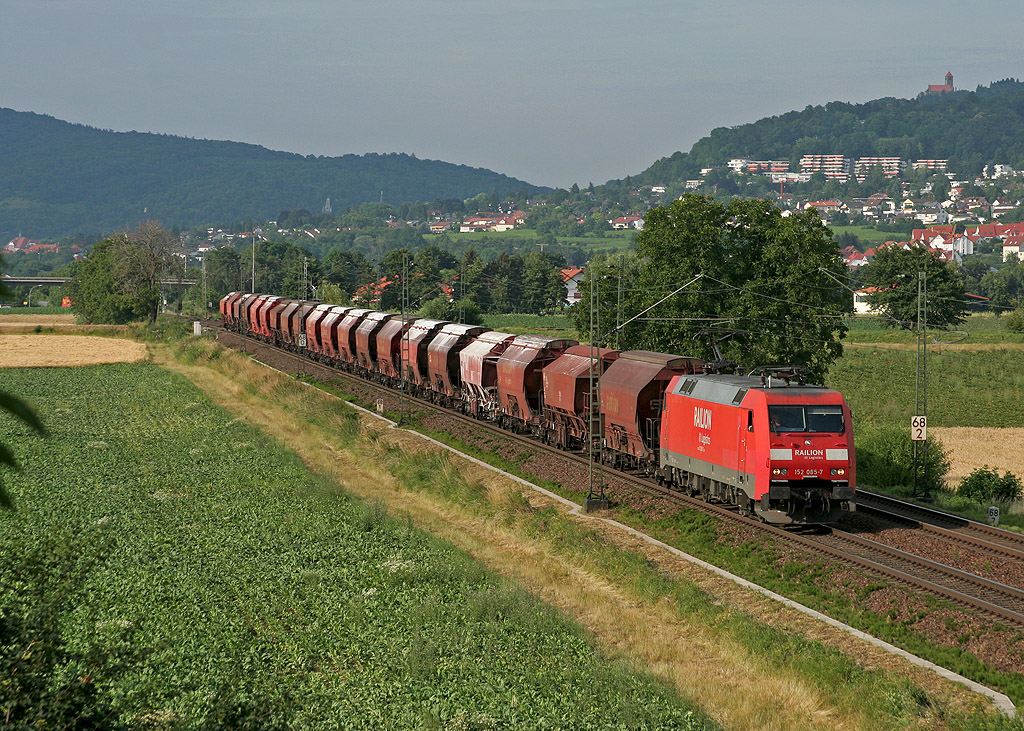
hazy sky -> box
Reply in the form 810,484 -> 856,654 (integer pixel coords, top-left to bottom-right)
3,1 -> 1021,189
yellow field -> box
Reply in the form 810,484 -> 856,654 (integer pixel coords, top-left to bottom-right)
931,427 -> 1024,484
0,334 -> 147,367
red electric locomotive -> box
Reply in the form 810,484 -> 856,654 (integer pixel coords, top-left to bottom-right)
658,372 -> 855,524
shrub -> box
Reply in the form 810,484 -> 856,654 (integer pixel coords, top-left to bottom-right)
855,424 -> 949,494
1005,307 -> 1024,333
958,466 -> 1023,503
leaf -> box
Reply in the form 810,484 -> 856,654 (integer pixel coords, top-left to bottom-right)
0,392 -> 46,435
0,443 -> 20,470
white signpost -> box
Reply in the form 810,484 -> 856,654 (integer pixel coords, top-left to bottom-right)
988,506 -> 1001,526
911,415 -> 927,441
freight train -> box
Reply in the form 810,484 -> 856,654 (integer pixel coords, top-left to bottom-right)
220,292 -> 856,524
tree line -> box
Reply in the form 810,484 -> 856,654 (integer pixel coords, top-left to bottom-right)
62,222 -> 572,324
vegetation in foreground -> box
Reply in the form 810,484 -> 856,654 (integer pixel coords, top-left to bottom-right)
0,362 -> 711,729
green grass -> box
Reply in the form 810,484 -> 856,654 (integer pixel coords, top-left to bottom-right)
831,224 -> 910,244
0,363 -> 712,729
426,229 -> 636,255
480,312 -> 580,338
827,344 -> 1024,428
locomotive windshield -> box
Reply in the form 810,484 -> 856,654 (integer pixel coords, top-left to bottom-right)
768,404 -> 844,433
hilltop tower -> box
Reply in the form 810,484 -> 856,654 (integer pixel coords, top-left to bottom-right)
323,197 -> 332,215
924,72 -> 955,95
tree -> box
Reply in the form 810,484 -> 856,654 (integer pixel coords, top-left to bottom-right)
66,221 -> 181,324
862,245 -> 969,330
581,195 -> 848,380
65,239 -> 147,324
114,220 -> 182,323
520,251 -> 567,314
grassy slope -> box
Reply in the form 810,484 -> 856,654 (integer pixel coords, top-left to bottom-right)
0,362 -> 709,729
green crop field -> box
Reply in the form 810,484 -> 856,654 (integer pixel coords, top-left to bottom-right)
479,312 -> 579,338
426,229 -> 636,255
827,343 -> 1024,428
830,224 -> 908,244
0,363 -> 710,729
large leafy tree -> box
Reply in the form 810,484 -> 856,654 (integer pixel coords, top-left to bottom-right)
862,245 -> 969,331
66,220 -> 181,324
65,239 -> 146,324
574,195 -> 849,380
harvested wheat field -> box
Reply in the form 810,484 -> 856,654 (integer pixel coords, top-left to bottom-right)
0,334 -> 147,368
931,426 -> 1024,484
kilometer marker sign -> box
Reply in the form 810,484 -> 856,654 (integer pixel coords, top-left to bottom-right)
911,415 -> 927,441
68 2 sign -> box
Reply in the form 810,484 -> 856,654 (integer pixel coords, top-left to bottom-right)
911,415 -> 927,441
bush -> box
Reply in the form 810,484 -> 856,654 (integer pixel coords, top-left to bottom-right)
855,424 -> 949,494
1005,306 -> 1024,333
958,466 -> 1023,503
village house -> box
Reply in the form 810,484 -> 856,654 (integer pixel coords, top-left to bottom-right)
459,210 -> 526,233
5,237 -> 42,252
853,287 -> 886,314
609,216 -> 644,230
1003,233 -> 1024,261
909,227 -> 974,256
560,267 -> 585,305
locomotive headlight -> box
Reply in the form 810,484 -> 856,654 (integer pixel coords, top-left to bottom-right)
831,468 -> 846,476
771,467 -> 788,476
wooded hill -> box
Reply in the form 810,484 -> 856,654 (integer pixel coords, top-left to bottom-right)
0,108 -> 544,238
639,79 -> 1024,184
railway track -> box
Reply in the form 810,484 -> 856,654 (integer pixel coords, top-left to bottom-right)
856,489 -> 1024,562
212,326 -> 1024,631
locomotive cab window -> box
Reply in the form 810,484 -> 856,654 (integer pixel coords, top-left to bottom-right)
768,405 -> 844,433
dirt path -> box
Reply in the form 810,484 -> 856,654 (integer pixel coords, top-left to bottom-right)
155,345 -> 996,729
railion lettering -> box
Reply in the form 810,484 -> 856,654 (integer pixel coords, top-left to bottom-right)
693,407 -> 712,430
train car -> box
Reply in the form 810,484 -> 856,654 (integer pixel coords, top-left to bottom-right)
658,373 -> 855,524
318,306 -> 353,361
355,311 -> 394,372
375,315 -> 415,382
459,331 -> 516,418
402,319 -> 449,390
241,294 -> 268,337
600,350 -> 705,469
336,308 -> 373,366
252,295 -> 281,339
266,298 -> 294,343
282,302 -> 315,348
220,292 -> 243,328
304,304 -> 340,357
231,293 -> 256,333
496,335 -> 577,431
426,323 -> 490,404
542,345 -> 619,449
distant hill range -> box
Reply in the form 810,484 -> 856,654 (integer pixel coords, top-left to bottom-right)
0,108 -> 545,238
640,78 -> 1024,184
